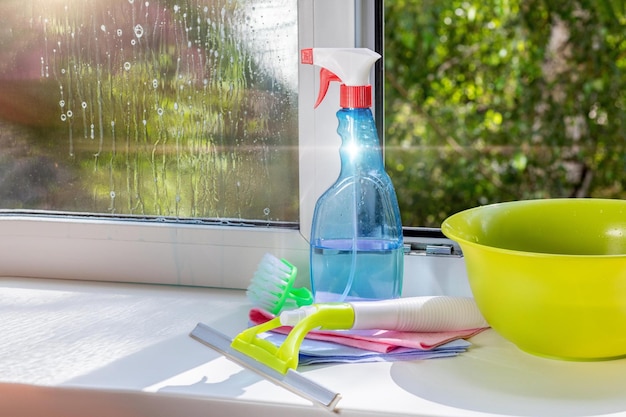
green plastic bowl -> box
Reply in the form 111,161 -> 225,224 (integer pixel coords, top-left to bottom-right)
441,198 -> 626,360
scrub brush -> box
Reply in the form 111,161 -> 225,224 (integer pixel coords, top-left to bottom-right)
246,253 -> 314,315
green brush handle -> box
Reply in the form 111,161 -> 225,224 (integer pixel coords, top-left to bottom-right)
284,286 -> 314,310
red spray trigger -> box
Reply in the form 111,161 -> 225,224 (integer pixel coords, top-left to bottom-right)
301,49 -> 344,108
315,68 -> 341,108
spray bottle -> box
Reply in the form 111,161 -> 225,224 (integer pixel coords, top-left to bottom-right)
302,47 -> 404,303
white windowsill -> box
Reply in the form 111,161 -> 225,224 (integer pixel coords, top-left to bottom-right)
3,277 -> 626,417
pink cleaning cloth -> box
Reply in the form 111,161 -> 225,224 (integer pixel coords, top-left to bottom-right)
249,308 -> 488,354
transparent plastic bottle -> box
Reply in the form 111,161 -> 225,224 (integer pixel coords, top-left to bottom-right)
302,48 -> 404,302
310,107 -> 403,302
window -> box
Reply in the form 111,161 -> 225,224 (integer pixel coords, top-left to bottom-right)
1,0 -> 299,222
8,1 -> 620,290
0,0 -> 377,289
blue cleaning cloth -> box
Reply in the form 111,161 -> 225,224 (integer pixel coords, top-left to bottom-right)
262,332 -> 471,365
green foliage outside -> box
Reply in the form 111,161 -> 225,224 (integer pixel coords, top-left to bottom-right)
384,0 -> 626,227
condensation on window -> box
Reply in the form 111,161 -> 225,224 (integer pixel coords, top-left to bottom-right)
0,0 -> 298,222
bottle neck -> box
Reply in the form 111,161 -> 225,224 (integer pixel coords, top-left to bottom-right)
336,108 -> 384,175
340,85 -> 372,108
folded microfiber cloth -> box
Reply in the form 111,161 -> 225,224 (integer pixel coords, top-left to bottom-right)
262,331 -> 471,365
249,307 -> 488,354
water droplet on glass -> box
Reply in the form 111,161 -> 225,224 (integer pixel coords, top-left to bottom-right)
124,62 -> 131,71
61,68 -> 66,74
60,114 -> 67,121
173,5 -> 180,13
134,24 -> 144,38
100,24 -> 106,32
66,110 -> 73,118
110,191 -> 116,198
152,79 -> 158,89
131,39 -> 136,46
59,100 -> 65,108
81,102 -> 87,109
263,207 -> 270,216
157,108 -> 164,116
116,29 -> 123,37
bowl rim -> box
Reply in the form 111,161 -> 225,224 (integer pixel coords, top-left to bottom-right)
441,198 -> 626,258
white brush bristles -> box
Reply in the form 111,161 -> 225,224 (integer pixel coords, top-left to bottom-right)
246,253 -> 294,313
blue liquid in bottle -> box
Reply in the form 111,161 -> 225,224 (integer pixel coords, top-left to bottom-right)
310,108 -> 404,302
311,238 -> 404,302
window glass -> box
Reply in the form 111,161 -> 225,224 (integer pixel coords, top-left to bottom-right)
385,0 -> 626,228
10,0 -> 621,233
0,0 -> 298,222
